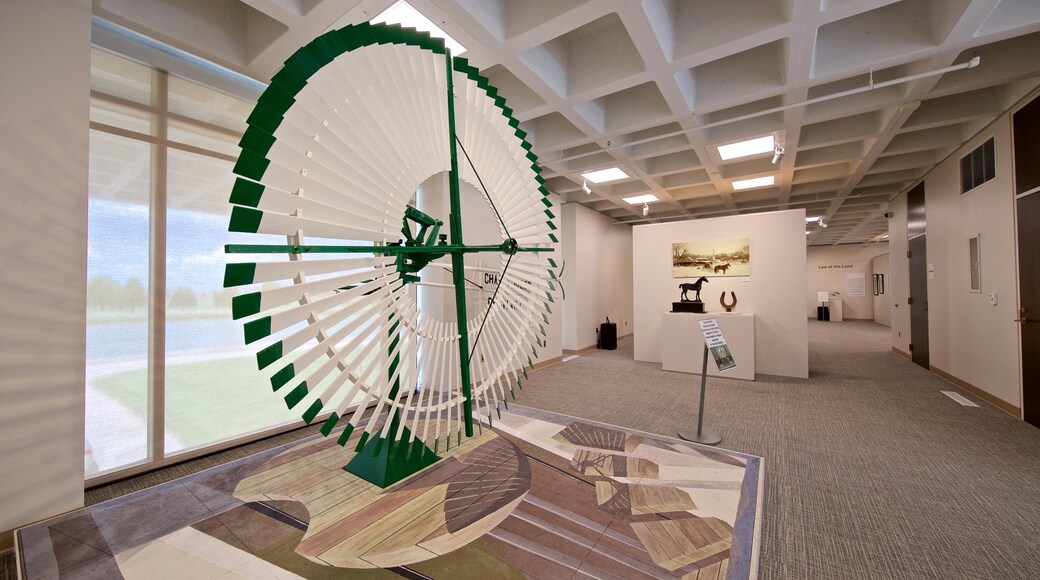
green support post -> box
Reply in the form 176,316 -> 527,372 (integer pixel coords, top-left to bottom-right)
445,49 -> 475,438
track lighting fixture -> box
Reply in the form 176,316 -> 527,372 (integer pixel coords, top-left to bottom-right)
772,144 -> 785,164
642,202 -> 649,216
582,179 -> 591,195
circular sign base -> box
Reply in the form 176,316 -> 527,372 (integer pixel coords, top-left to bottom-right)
678,428 -> 722,446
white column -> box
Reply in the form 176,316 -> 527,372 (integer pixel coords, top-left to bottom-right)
0,0 -> 91,534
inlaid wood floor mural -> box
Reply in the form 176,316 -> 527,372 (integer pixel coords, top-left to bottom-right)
17,406 -> 762,579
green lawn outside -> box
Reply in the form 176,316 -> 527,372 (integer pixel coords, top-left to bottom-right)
93,356 -> 299,452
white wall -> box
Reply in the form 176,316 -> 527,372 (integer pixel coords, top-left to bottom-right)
0,0 -> 90,533
633,210 -> 808,379
918,118 -> 1020,407
562,204 -> 578,349
561,203 -> 633,351
805,243 -> 889,320
872,252 -> 891,327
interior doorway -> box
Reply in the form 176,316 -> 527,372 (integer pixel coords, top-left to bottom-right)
906,183 -> 929,369
1013,93 -> 1040,427
1015,192 -> 1040,426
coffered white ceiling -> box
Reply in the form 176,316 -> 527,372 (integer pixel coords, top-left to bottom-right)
92,0 -> 1040,245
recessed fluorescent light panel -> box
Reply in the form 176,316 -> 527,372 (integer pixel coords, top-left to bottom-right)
717,135 -> 774,161
732,176 -> 775,190
622,194 -> 658,204
581,167 -> 629,183
373,1 -> 467,55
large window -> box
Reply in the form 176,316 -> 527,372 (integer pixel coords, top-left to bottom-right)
86,49 -> 297,477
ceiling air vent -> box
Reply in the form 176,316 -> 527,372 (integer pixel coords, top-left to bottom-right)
961,137 -> 995,193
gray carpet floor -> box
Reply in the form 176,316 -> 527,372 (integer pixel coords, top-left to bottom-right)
5,320 -> 1040,579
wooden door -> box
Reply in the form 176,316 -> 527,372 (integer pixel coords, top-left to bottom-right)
1014,94 -> 1040,426
908,234 -> 929,368
1016,192 -> 1040,426
907,184 -> 929,369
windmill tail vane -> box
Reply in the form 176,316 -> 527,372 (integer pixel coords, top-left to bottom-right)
221,22 -> 557,487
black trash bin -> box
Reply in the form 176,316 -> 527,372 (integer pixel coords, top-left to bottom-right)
599,320 -> 617,350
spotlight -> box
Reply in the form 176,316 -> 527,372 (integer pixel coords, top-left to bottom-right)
582,179 -> 591,195
771,144 -> 785,165
642,202 -> 650,216
820,221 -> 828,228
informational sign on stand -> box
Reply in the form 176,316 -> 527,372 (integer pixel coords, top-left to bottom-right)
697,318 -> 736,372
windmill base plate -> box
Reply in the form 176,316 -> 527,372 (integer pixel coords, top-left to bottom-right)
344,428 -> 441,488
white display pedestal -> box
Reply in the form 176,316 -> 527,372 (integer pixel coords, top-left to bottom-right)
661,312 -> 756,381
828,299 -> 843,322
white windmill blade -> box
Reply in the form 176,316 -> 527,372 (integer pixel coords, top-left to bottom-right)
225,256 -> 391,287
239,183 -> 402,232
506,262 -> 559,293
243,276 -> 401,349
267,285 -> 406,391
486,318 -> 527,391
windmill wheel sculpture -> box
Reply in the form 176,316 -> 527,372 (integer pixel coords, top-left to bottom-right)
223,23 -> 557,488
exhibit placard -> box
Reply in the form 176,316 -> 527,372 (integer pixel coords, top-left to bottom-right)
698,318 -> 736,372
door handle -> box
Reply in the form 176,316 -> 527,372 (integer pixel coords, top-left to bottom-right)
1015,308 -> 1031,324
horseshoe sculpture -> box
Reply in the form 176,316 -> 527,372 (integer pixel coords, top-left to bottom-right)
720,291 -> 737,312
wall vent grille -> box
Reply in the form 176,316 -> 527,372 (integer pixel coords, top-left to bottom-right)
961,137 -> 995,193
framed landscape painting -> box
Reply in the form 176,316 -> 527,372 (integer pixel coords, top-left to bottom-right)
672,237 -> 751,278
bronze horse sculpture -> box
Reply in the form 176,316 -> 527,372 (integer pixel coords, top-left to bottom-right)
679,276 -> 709,302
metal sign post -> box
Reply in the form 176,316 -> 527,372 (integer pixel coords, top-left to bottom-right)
679,319 -> 726,446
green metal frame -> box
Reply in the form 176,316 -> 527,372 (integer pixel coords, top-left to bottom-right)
225,22 -> 556,488
444,48 -> 476,439
225,241 -> 543,256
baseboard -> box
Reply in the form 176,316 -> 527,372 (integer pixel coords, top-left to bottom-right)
563,334 -> 633,356
930,365 -> 1021,418
1,528 -> 12,552
892,347 -> 911,360
531,355 -> 563,371
563,344 -> 598,355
